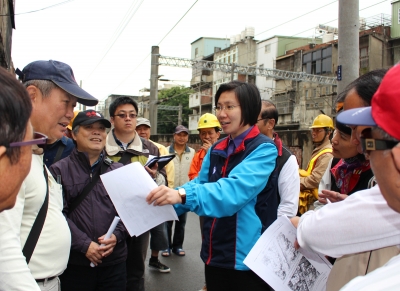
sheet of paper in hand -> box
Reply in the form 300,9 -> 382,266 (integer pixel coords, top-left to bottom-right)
244,216 -> 332,291
100,162 -> 178,236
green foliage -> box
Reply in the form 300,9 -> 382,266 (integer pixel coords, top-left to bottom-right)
157,86 -> 193,134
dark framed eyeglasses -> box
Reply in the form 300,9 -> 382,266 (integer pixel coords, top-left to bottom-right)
8,132 -> 48,149
114,113 -> 137,119
360,128 -> 398,154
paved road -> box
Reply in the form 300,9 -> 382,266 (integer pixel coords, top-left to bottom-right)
144,212 -> 205,291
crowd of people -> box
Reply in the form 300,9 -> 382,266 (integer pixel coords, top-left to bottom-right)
0,59 -> 399,291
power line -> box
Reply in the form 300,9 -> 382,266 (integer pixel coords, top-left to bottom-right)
85,0 -> 145,79
255,0 -> 338,37
0,0 -> 75,16
233,0 -> 390,63
157,0 -> 198,45
109,0 -> 199,95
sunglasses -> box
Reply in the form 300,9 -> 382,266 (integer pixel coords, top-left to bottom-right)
8,132 -> 48,149
114,113 -> 137,119
360,128 -> 398,154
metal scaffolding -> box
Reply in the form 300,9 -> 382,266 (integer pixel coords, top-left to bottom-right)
158,55 -> 338,85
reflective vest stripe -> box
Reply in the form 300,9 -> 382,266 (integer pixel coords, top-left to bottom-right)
306,148 -> 332,174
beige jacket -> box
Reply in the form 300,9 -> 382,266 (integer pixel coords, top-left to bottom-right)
106,131 -> 166,186
150,140 -> 175,188
167,143 -> 195,187
326,246 -> 400,291
300,139 -> 333,190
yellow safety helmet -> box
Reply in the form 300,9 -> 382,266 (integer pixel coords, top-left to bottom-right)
67,110 -> 81,130
197,113 -> 221,130
309,114 -> 334,130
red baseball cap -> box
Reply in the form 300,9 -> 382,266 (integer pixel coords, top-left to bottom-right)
337,64 -> 400,141
371,64 -> 400,140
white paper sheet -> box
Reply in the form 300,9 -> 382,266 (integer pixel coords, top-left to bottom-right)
244,216 -> 332,291
100,162 -> 178,236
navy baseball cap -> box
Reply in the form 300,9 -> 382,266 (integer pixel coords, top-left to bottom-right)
72,110 -> 111,129
16,60 -> 98,106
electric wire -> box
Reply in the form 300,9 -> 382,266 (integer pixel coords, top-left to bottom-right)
233,0 -> 390,62
109,0 -> 199,95
85,0 -> 145,79
0,0 -> 75,16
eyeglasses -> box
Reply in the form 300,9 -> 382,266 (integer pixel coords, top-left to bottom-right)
360,128 -> 398,154
8,132 -> 48,149
114,113 -> 137,119
213,105 -> 240,112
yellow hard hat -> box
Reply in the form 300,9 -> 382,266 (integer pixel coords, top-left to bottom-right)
197,113 -> 221,130
309,114 -> 334,129
67,110 -> 81,130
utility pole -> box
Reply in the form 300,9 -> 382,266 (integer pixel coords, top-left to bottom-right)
149,46 -> 159,135
178,103 -> 182,125
337,0 -> 359,94
230,63 -> 235,81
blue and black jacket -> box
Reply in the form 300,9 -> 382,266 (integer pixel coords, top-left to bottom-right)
175,126 -> 278,270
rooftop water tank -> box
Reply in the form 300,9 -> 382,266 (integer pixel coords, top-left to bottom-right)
235,34 -> 241,43
322,33 -> 334,43
241,30 -> 246,40
245,27 -> 255,38
230,35 -> 236,45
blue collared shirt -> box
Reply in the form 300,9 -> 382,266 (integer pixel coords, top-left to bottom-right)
226,126 -> 254,156
44,136 -> 75,167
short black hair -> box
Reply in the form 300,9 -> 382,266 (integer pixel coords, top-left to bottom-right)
0,67 -> 32,164
215,81 -> 261,126
109,97 -> 138,117
336,69 -> 387,106
261,100 -> 279,128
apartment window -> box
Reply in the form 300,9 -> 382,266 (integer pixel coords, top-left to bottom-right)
326,86 -> 330,95
265,44 -> 271,53
360,47 -> 369,69
233,54 -> 236,63
398,8 -> 400,24
313,88 -> 317,97
322,57 -> 332,74
305,90 -> 309,98
195,48 -> 198,57
228,56 -> 231,63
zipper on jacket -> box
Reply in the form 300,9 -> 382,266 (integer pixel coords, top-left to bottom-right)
90,173 -> 92,182
206,218 -> 217,265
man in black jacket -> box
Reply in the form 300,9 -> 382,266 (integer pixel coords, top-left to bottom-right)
50,110 -> 127,290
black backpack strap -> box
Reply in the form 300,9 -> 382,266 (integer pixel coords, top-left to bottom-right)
117,151 -> 134,165
67,158 -> 113,216
53,143 -> 66,164
23,165 -> 49,264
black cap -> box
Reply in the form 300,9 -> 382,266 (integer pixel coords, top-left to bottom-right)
16,60 -> 98,106
72,110 -> 111,129
335,120 -> 352,136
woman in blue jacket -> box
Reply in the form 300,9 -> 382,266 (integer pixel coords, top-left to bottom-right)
147,81 -> 278,291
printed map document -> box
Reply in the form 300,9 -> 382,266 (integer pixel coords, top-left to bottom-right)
101,162 -> 178,237
244,216 -> 332,291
